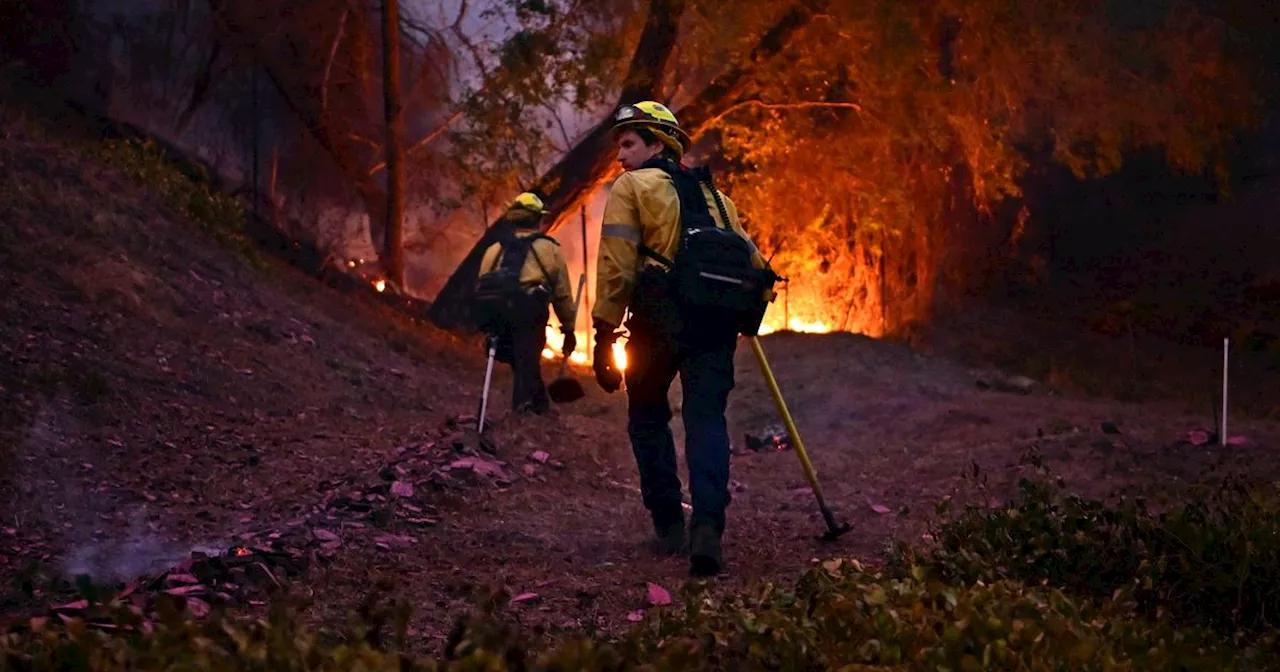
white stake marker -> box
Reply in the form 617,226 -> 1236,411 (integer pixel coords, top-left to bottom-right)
1221,337 -> 1229,447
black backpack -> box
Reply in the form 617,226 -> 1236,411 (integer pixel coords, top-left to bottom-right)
637,159 -> 778,336
473,232 -> 554,331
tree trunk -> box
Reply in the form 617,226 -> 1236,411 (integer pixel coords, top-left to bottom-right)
427,0 -> 828,332
381,0 -> 405,290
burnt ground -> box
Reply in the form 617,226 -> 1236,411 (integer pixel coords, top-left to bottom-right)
3,88 -> 1280,654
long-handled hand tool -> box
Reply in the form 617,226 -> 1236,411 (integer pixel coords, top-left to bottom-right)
477,335 -> 497,433
748,336 -> 852,541
548,273 -> 588,403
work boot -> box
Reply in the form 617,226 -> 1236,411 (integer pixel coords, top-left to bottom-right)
645,518 -> 687,557
689,523 -> 723,577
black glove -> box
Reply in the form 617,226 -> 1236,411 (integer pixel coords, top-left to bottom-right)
592,319 -> 623,393
561,329 -> 577,357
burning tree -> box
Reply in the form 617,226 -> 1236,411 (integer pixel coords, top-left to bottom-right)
711,0 -> 1258,336
428,0 -> 1261,340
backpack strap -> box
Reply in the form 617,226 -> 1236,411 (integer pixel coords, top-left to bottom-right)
524,234 -> 555,287
638,245 -> 675,269
634,158 -> 725,269
491,233 -> 522,271
695,165 -> 734,232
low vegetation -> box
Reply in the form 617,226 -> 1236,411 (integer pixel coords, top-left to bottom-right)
8,459 -> 1279,670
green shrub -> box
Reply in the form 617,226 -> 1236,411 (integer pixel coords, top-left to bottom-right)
902,458 -> 1280,642
1,598 -> 415,671
89,137 -> 259,263
619,560 -> 1247,670
2,562 -> 1255,671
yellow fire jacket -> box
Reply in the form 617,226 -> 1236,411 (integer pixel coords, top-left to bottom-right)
592,167 -> 769,328
478,229 -> 577,330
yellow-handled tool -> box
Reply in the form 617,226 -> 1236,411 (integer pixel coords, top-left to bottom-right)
748,336 -> 852,541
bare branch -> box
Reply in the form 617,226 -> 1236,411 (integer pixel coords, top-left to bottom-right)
699,99 -> 867,131
543,101 -> 575,152
399,20 -> 453,97
320,8 -> 350,117
450,23 -> 489,77
400,14 -> 444,48
451,0 -> 468,31
348,132 -> 382,149
368,108 -> 465,175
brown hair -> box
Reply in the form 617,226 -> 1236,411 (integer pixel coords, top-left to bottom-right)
632,127 -> 681,161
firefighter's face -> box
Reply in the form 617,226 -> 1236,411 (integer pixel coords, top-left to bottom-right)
615,130 -> 664,171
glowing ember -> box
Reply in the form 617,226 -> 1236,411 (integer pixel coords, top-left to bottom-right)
757,317 -> 833,336
374,279 -> 387,292
233,547 -> 251,557
540,325 -> 626,369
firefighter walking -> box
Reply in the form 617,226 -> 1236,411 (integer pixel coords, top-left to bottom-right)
591,101 -> 776,576
475,192 -> 577,416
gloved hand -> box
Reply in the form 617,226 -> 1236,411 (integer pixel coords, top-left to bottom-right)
592,319 -> 623,393
561,329 -> 577,357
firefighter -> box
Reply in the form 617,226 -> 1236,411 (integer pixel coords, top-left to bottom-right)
476,192 -> 577,415
591,101 -> 772,577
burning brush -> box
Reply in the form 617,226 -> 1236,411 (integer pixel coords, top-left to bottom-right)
744,424 -> 792,453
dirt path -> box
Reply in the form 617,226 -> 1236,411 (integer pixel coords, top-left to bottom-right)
277,332 -> 1280,651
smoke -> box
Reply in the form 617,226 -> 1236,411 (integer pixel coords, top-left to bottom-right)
16,393 -> 224,584
60,506 -> 196,582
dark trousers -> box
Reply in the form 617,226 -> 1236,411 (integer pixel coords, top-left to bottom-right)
492,304 -> 551,415
624,323 -> 737,533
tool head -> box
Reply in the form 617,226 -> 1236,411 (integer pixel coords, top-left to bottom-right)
820,521 -> 853,543
478,430 -> 499,455
548,376 -> 585,403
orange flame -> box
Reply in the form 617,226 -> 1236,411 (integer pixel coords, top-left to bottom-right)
374,279 -> 387,293
540,304 -> 837,368
542,325 -> 626,370
537,283 -> 848,370
754,288 -> 838,336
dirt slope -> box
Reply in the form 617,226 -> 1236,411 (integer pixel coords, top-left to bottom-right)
3,85 -> 1280,652
0,89 -> 484,591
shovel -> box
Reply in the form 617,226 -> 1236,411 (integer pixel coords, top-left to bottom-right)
748,336 -> 852,542
548,274 -> 587,404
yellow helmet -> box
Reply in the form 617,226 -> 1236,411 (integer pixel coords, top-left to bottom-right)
511,192 -> 548,216
612,101 -> 691,154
